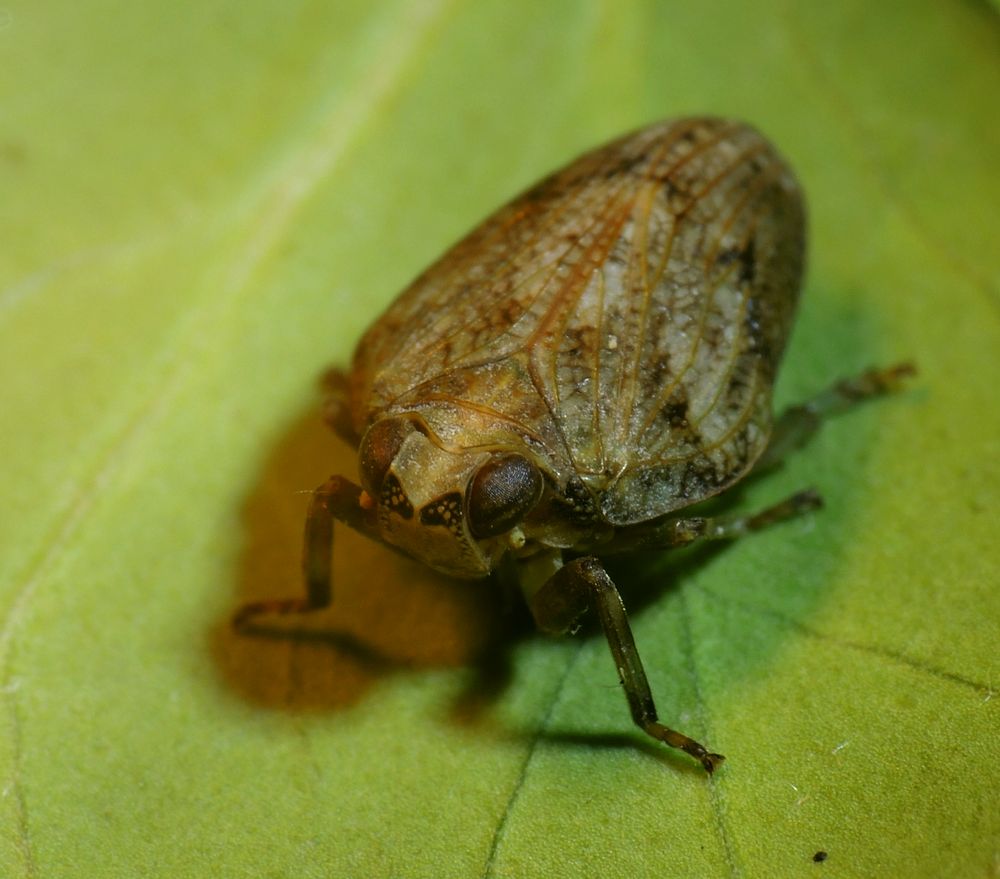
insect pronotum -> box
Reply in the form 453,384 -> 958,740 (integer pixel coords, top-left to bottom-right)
235,117 -> 913,772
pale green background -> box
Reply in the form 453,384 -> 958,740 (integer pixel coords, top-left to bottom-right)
0,1 -> 997,877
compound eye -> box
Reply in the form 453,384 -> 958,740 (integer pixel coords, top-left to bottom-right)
467,453 -> 543,539
358,418 -> 414,495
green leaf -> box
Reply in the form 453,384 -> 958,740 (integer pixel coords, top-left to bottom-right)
1,1 -> 996,876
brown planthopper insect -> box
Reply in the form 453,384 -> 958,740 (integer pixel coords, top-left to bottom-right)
234,117 -> 913,773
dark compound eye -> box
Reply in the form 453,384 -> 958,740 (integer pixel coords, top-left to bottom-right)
358,417 -> 414,496
467,453 -> 543,539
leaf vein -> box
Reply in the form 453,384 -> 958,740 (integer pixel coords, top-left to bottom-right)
480,644 -> 584,879
695,584 -> 991,694
0,0 -> 457,856
679,590 -> 743,878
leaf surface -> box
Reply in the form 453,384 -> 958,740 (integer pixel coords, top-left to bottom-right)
0,1 -> 997,876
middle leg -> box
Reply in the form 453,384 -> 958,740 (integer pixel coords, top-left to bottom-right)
609,488 -> 823,555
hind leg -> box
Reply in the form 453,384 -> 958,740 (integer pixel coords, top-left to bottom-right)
756,362 -> 915,471
320,367 -> 360,446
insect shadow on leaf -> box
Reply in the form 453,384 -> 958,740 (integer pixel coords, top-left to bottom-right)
211,407 -> 519,712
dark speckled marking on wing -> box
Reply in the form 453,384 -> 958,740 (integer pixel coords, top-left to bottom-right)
349,117 -> 805,525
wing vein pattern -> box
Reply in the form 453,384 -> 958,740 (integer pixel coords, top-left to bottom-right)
350,117 -> 805,524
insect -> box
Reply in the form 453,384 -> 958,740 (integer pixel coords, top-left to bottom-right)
235,117 -> 913,772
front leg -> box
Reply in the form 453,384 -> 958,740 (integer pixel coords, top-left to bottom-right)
528,556 -> 724,774
232,474 -> 380,628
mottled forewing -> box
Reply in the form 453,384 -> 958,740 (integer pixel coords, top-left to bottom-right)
350,118 -> 805,524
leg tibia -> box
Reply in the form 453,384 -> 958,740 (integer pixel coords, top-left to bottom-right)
528,556 -> 723,773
